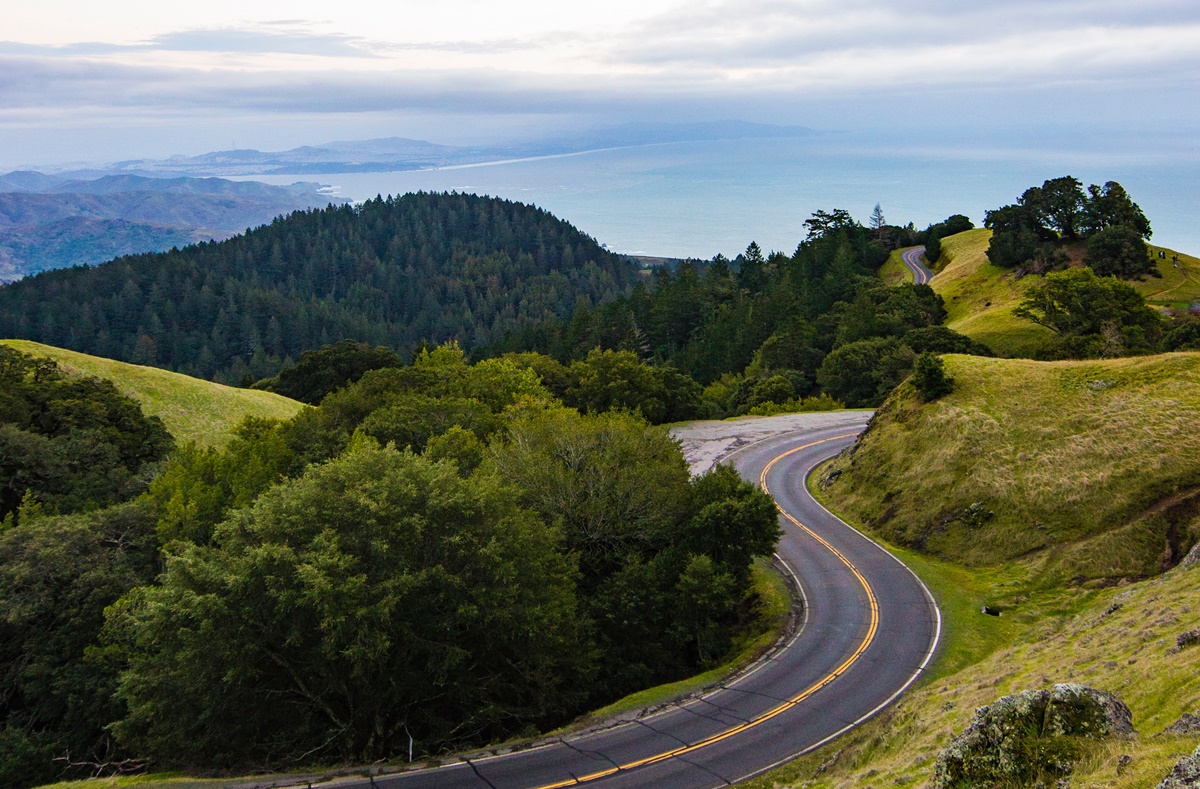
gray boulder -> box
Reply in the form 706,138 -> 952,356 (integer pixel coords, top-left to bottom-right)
1164,713 -> 1200,736
932,684 -> 1134,788
1157,745 -> 1200,788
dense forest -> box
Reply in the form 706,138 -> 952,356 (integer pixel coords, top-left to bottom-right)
0,344 -> 780,787
483,208 -> 988,411
0,193 -> 636,383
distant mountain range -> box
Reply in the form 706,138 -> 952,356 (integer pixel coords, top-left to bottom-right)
0,121 -> 817,280
0,175 -> 344,282
23,121 -> 818,179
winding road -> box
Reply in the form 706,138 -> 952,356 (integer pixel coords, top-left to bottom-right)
902,246 -> 934,285
337,414 -> 941,789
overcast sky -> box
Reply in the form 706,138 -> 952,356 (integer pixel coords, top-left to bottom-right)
2,0 -> 1199,167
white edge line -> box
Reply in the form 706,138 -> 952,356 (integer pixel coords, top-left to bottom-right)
455,422 -> 872,768
303,417 -> 887,785
734,446 -> 944,784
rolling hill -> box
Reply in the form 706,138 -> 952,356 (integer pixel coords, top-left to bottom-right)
924,229 -> 1200,357
818,351 -> 1200,581
0,192 -> 636,382
1,339 -> 304,448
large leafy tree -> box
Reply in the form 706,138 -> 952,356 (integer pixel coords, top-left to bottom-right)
1082,181 -> 1152,238
110,443 -> 583,769
0,502 -> 160,788
487,407 -> 778,695
254,339 -> 401,405
1087,225 -> 1153,279
817,337 -> 916,407
1014,268 -> 1163,358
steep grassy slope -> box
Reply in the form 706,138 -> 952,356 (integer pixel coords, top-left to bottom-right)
878,246 -> 912,286
819,352 -> 1200,579
929,229 -> 1055,357
749,555 -> 1200,789
1,339 -> 304,447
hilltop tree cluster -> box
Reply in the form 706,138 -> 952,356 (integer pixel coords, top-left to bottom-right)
984,176 -> 1154,277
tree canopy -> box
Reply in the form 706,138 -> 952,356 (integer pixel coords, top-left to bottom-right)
984,177 -> 1153,277
0,193 -> 635,383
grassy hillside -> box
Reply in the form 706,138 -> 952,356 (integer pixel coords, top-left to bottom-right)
878,246 -> 912,286
749,553 -> 1200,789
928,229 -> 1200,356
2,339 -> 304,447
928,229 -> 1055,357
1137,243 -> 1200,306
819,352 -> 1200,579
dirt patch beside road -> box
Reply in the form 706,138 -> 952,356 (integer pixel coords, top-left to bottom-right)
670,411 -> 872,477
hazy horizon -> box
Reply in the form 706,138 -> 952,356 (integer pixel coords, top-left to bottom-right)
2,0 -> 1196,256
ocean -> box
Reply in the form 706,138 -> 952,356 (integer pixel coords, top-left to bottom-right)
236,136 -> 1200,259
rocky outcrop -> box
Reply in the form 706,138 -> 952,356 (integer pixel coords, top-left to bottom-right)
932,684 -> 1134,788
1164,713 -> 1200,736
1183,540 -> 1200,570
1157,745 -> 1200,788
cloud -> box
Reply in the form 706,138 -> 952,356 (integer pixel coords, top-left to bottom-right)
1,0 -> 1198,142
0,23 -> 378,59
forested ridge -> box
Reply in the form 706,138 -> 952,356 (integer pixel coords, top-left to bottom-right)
0,192 -> 635,382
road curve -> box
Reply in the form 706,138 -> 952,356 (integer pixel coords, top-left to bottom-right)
902,246 -> 934,284
353,417 -> 941,789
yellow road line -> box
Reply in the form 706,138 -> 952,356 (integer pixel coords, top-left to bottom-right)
532,433 -> 878,789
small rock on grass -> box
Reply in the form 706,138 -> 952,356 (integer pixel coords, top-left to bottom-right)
1156,745 -> 1200,788
1163,713 -> 1200,736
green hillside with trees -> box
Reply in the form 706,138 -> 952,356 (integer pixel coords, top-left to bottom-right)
0,343 -> 783,788
8,183 -> 1200,789
1,340 -> 304,447
0,193 -> 637,383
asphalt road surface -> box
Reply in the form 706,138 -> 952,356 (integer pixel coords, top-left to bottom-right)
350,416 -> 941,789
902,246 -> 934,284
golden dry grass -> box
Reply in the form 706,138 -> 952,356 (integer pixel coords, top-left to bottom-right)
929,229 -> 1055,357
820,352 -> 1200,576
2,339 -> 304,448
746,560 -> 1200,789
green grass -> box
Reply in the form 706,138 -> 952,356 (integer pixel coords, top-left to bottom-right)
819,352 -> 1200,579
1135,244 -> 1200,306
744,555 -> 1200,789
879,247 -> 912,286
929,229 -> 1055,357
2,340 -> 304,448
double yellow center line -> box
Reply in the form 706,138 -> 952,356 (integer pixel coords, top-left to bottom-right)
532,434 -> 879,789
